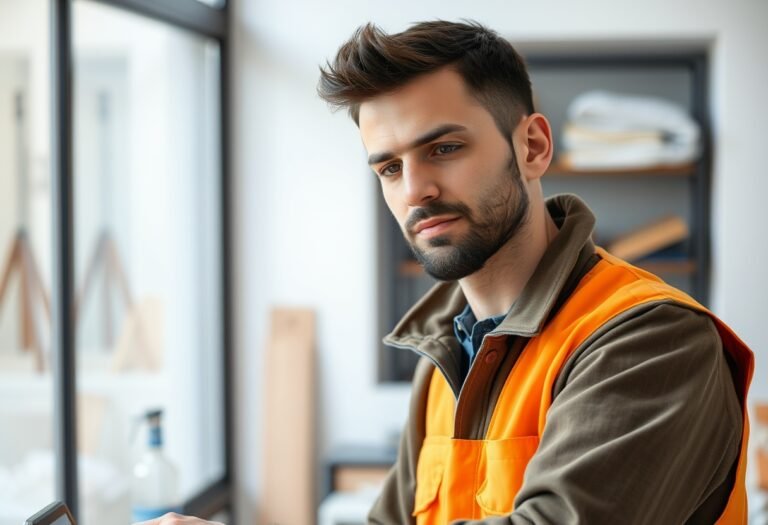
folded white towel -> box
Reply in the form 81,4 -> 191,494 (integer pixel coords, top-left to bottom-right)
561,90 -> 701,169
567,90 -> 699,138
560,144 -> 697,169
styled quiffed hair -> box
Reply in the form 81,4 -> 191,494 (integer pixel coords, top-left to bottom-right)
318,20 -> 534,139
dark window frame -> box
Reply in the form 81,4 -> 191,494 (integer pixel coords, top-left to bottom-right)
50,0 -> 234,520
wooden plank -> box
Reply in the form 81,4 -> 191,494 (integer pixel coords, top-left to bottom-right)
546,161 -> 696,177
755,403 -> 768,490
262,308 -> 316,525
333,466 -> 390,493
606,215 -> 689,262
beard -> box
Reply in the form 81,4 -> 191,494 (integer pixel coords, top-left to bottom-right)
403,154 -> 530,281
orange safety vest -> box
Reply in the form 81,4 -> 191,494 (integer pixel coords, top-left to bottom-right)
414,248 -> 754,524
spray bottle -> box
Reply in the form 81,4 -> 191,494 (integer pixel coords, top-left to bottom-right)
131,409 -> 181,521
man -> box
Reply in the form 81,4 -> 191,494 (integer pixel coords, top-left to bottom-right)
317,21 -> 754,524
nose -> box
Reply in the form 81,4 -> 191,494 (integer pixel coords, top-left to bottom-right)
403,161 -> 440,207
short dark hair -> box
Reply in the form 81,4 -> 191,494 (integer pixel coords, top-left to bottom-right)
318,20 -> 534,139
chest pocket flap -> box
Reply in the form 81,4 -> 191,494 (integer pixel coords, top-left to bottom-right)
412,438 -> 449,516
476,436 -> 540,516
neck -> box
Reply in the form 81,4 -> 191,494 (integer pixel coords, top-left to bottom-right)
458,195 -> 558,321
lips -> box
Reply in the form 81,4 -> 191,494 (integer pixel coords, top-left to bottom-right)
414,216 -> 460,236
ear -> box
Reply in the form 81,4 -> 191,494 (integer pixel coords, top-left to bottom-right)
512,113 -> 554,181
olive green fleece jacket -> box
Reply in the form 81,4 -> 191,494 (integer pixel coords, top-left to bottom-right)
368,194 -> 742,525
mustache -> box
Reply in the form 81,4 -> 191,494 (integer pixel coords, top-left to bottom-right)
405,201 -> 472,234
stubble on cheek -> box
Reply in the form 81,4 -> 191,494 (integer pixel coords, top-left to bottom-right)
405,157 -> 530,281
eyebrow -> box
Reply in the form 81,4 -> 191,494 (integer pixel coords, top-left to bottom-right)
367,124 -> 468,165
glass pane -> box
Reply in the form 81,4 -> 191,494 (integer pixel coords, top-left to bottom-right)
73,2 -> 224,524
0,0 -> 56,522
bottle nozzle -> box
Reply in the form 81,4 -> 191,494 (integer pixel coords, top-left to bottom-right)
144,408 -> 165,448
145,409 -> 163,426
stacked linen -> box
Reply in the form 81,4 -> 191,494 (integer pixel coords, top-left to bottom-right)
560,90 -> 701,170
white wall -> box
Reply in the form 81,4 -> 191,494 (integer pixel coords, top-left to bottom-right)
232,1 -> 768,522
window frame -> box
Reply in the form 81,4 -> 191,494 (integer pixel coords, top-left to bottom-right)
50,0 -> 234,520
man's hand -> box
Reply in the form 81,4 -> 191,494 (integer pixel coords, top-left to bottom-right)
133,512 -> 225,525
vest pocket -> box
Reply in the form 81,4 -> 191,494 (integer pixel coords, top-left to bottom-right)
412,438 -> 449,516
475,436 -> 540,516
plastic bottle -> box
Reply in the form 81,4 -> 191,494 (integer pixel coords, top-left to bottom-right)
131,409 -> 181,522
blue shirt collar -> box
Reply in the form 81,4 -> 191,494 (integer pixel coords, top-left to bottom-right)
453,304 -> 507,373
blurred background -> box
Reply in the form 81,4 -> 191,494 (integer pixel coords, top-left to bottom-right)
0,0 -> 766,524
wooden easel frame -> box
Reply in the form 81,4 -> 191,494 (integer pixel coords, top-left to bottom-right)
0,229 -> 50,372
0,91 -> 50,372
74,229 -> 154,370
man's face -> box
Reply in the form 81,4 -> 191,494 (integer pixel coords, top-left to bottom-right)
358,67 -> 530,281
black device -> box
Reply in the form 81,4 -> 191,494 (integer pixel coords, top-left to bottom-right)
25,501 -> 76,525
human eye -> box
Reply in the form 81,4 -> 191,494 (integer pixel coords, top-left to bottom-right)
378,162 -> 401,177
433,143 -> 462,155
